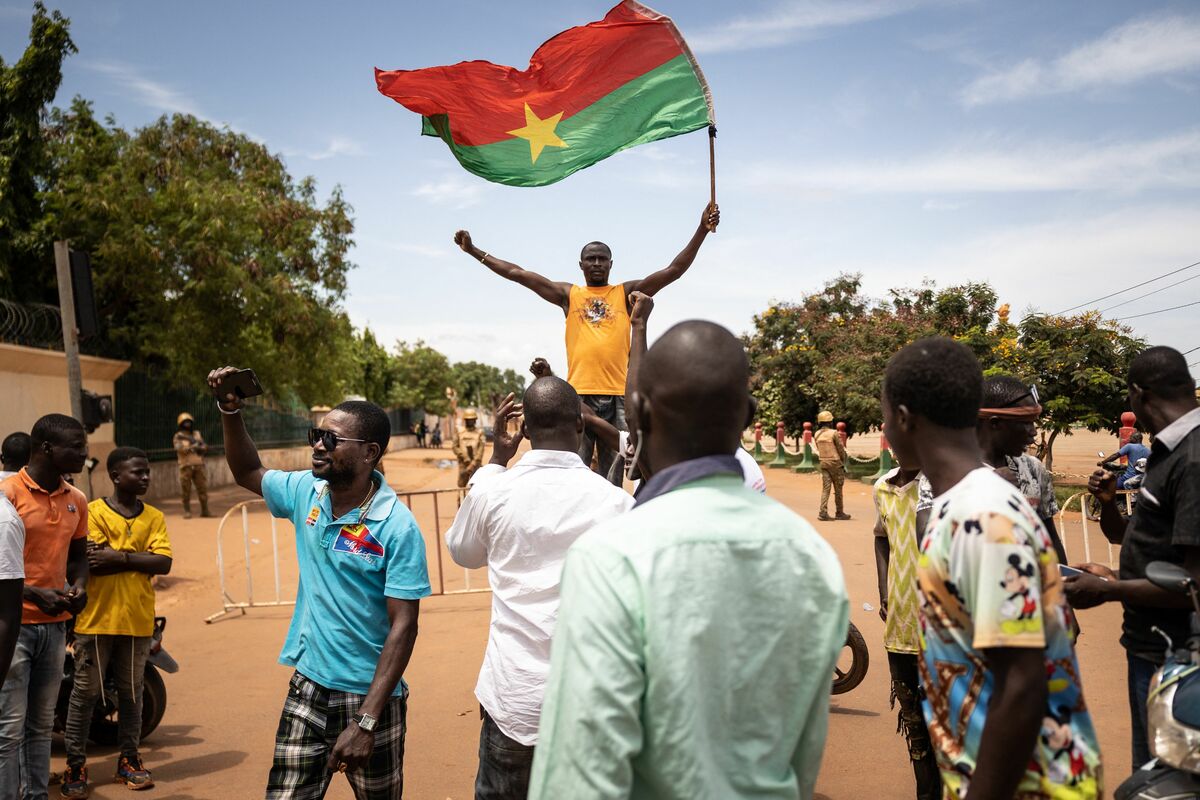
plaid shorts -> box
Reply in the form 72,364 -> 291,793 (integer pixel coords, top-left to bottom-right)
265,671 -> 407,800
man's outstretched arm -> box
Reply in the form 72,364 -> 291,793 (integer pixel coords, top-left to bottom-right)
625,204 -> 719,297
207,366 -> 267,495
454,230 -> 571,312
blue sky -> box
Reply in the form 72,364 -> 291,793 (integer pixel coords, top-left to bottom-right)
3,0 -> 1198,375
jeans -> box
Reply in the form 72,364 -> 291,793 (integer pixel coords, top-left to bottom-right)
1128,651 -> 1158,769
577,395 -> 626,487
0,622 -> 67,800
64,634 -> 152,767
886,652 -> 942,800
475,708 -> 534,800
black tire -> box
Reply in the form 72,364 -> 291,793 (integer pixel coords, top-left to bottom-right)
89,665 -> 167,746
832,623 -> 870,695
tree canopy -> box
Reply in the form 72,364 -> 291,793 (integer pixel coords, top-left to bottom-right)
35,101 -> 358,403
745,274 -> 1143,466
0,2 -> 75,295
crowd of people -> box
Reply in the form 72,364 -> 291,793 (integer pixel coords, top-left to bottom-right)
0,202 -> 1197,800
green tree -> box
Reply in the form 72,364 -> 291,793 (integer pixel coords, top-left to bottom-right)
350,328 -> 402,407
745,275 -> 1002,437
392,340 -> 452,415
450,360 -> 526,409
37,101 -> 357,404
0,2 -> 76,296
745,276 -> 1144,470
1012,313 -> 1143,471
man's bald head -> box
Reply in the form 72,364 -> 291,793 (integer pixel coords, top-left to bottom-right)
636,320 -> 750,464
522,376 -> 582,440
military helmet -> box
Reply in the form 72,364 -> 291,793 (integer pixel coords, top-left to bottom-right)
817,410 -> 834,423
463,410 -> 478,421
177,412 -> 194,425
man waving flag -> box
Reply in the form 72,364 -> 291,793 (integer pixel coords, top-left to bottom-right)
375,1 -> 714,187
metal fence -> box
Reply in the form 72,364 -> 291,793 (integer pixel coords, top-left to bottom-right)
115,370 -> 313,460
206,488 -> 487,623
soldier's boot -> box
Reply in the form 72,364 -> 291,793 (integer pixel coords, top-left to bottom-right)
200,499 -> 212,518
182,500 -> 193,520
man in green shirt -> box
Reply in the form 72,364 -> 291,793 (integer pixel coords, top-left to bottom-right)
529,320 -> 848,800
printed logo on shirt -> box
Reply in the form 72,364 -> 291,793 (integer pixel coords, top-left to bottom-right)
578,297 -> 613,328
332,524 -> 384,562
67,504 -> 76,513
305,505 -> 320,526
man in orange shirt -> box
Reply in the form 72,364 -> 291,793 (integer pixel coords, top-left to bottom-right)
0,414 -> 90,799
454,203 -> 720,484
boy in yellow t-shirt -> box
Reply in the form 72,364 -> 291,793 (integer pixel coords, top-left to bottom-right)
61,447 -> 172,797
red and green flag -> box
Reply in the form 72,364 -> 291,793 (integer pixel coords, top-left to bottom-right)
374,1 -> 714,187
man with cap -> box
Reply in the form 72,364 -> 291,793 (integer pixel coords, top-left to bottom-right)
172,413 -> 210,518
449,390 -> 487,489
814,411 -> 850,521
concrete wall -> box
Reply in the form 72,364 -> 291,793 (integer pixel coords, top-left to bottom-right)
0,343 -> 130,499
134,433 -> 418,503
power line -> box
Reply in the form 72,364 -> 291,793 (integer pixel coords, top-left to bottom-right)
1054,259 -> 1200,315
1100,273 -> 1200,314
1184,345 -> 1200,356
1118,299 -> 1200,321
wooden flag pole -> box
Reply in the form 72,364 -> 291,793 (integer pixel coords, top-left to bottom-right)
707,124 -> 717,231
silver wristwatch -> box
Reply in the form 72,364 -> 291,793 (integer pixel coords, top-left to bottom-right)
353,713 -> 378,733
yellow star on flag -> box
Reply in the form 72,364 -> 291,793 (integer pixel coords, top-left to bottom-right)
507,103 -> 568,164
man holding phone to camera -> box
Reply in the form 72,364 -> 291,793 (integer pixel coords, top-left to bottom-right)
208,366 -> 430,799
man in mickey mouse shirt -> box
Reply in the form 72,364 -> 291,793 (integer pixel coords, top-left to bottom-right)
882,339 -> 1101,800
209,367 -> 430,800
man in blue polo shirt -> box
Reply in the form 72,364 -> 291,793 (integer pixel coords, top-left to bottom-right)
208,367 -> 430,800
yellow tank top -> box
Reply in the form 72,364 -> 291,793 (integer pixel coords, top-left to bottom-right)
565,284 -> 630,396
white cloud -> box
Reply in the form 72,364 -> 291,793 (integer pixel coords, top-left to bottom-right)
739,129 -> 1200,194
85,60 -> 205,117
362,238 -> 450,259
284,136 -> 366,161
411,174 -> 495,209
962,13 -> 1200,106
792,204 -> 1200,353
688,0 -> 941,54
922,199 -> 966,211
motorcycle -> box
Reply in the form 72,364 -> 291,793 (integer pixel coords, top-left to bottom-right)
832,622 -> 869,695
54,616 -> 177,745
1084,453 -> 1142,521
1115,561 -> 1200,799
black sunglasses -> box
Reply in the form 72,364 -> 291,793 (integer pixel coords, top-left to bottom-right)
308,428 -> 368,451
1000,383 -> 1041,408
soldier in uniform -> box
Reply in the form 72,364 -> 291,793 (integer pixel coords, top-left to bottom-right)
173,412 -> 211,518
448,390 -> 487,488
813,410 -> 851,521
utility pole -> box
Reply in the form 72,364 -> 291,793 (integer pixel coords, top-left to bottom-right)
54,240 -> 92,499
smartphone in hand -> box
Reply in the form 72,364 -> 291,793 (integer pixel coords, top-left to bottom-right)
212,369 -> 264,401
1060,564 -> 1106,580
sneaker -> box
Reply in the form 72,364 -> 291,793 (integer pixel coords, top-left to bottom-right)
115,755 -> 154,790
61,765 -> 89,798
835,512 -> 852,521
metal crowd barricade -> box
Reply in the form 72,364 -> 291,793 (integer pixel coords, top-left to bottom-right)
206,487 -> 490,623
1056,489 -> 1133,569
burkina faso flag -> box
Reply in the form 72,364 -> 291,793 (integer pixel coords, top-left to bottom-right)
374,1 -> 714,187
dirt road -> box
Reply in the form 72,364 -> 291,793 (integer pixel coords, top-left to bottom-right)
65,432 -> 1133,799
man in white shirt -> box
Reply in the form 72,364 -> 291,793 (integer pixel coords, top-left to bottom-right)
0,493 -> 25,687
447,377 -> 633,800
